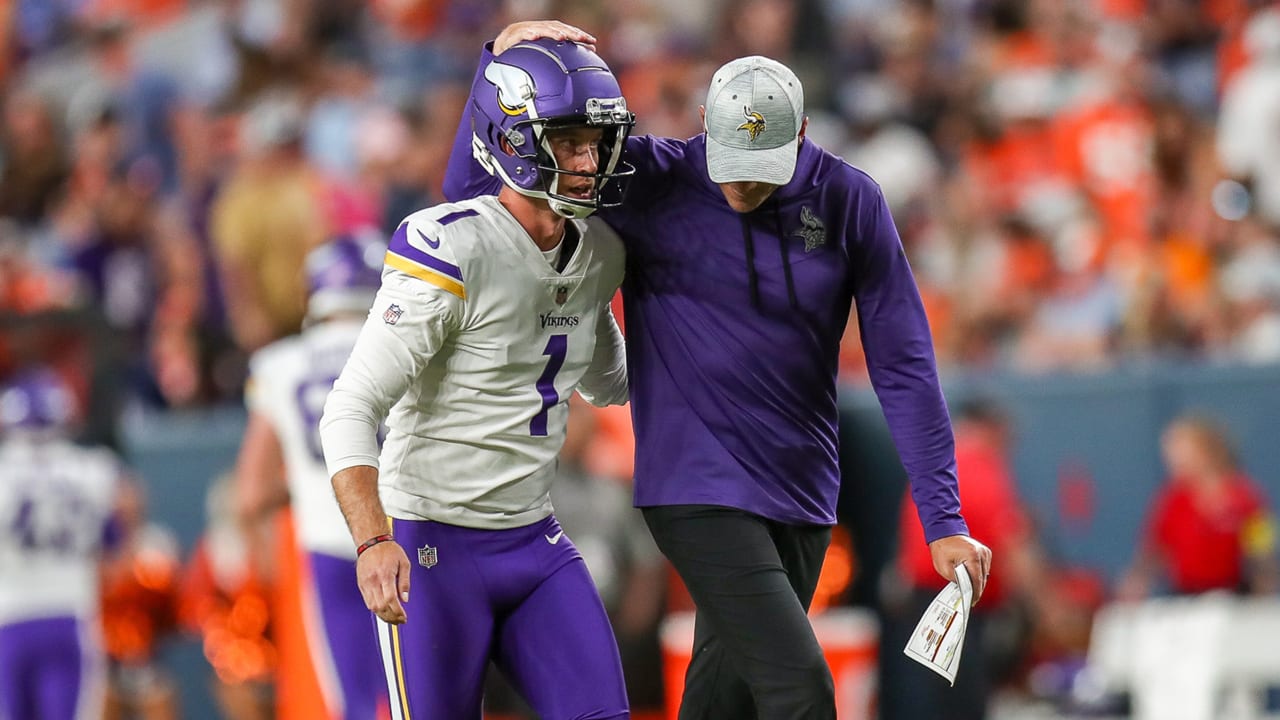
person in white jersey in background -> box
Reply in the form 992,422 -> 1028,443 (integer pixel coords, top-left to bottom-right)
232,230 -> 389,720
0,367 -> 125,720
319,38 -> 635,719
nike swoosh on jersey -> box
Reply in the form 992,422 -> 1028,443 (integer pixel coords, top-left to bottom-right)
545,531 -> 565,545
417,228 -> 441,249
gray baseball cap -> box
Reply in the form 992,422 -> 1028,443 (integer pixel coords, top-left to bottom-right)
704,56 -> 805,185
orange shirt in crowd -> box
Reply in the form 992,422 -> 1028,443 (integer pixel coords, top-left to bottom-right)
898,430 -> 1030,608
1141,474 -> 1275,594
962,121 -> 1059,220
1052,98 -> 1156,255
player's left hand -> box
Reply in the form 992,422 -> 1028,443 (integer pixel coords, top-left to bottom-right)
928,534 -> 992,606
494,20 -> 597,55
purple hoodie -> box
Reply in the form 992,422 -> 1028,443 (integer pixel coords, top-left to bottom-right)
445,46 -> 968,541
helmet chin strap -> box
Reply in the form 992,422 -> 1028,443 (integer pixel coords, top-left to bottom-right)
546,172 -> 596,219
549,197 -> 595,219
493,165 -> 595,218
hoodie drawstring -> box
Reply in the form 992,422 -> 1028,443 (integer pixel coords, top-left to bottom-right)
739,206 -> 799,312
740,215 -> 762,309
773,204 -> 799,310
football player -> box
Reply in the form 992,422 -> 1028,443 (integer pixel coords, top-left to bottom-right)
320,38 -> 633,720
0,368 -> 124,720
232,231 -> 389,720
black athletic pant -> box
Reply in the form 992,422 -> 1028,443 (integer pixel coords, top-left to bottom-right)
642,505 -> 836,720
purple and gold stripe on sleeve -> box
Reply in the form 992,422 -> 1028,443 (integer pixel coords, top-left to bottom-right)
385,223 -> 466,299
437,208 -> 478,226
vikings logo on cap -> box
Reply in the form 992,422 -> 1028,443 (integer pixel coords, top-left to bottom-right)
485,60 -> 536,117
737,107 -> 766,142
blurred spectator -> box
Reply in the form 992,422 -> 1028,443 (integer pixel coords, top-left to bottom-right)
879,398 -> 1052,720
0,89 -> 68,226
1119,413 -> 1279,599
101,475 -> 182,720
1217,6 -> 1280,230
2,0 -> 1278,407
178,473 -> 277,720
839,74 -> 941,220
367,0 -> 479,104
1014,220 -> 1126,372
0,366 -> 125,720
146,100 -> 244,406
11,0 -> 86,61
210,91 -> 327,352
1219,216 -> 1280,363
81,16 -> 185,194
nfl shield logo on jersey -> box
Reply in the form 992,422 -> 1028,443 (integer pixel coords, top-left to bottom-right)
555,286 -> 568,305
418,544 -> 438,569
383,303 -> 404,325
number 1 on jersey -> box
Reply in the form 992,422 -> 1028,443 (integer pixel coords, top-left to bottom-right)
530,334 -> 568,436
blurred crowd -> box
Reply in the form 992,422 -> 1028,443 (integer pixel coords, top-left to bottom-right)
3,0 -> 1280,414
3,1 -> 1280,719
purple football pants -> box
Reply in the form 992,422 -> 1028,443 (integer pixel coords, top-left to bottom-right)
306,551 -> 389,720
0,615 -> 102,720
378,515 -> 628,720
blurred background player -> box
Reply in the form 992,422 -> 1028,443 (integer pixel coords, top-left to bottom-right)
100,475 -> 183,720
232,230 -> 389,720
319,37 -> 634,720
0,367 -> 125,720
177,472 -> 276,720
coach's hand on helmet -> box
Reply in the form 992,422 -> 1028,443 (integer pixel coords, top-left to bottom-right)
494,20 -> 596,55
358,541 -> 412,624
929,534 -> 993,606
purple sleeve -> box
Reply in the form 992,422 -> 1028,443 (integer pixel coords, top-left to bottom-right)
852,185 -> 968,544
443,44 -> 503,202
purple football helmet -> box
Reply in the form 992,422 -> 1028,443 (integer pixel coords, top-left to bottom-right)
305,228 -> 385,321
0,367 -> 76,435
470,39 -> 635,219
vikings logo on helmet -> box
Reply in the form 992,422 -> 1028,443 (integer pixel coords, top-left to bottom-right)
485,61 -> 534,117
737,107 -> 766,142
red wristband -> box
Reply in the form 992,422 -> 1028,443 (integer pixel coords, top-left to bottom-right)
356,533 -> 395,557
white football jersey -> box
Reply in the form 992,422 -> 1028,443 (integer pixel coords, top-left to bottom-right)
321,196 -> 627,530
248,319 -> 365,558
0,437 -> 120,624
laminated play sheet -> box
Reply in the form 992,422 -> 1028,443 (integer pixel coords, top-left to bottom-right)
903,562 -> 974,685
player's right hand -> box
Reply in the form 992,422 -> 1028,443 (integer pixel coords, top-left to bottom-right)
357,541 -> 412,624
494,20 -> 597,55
